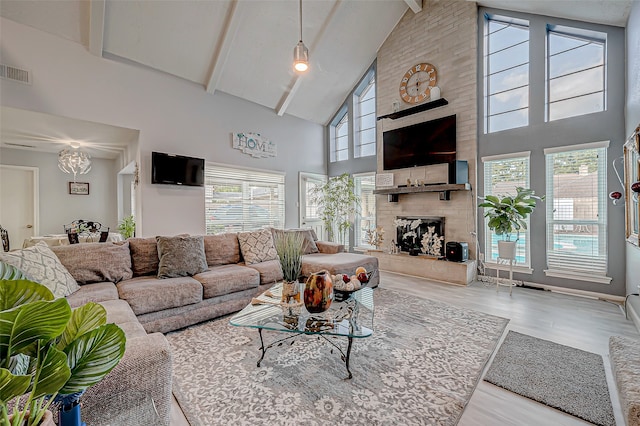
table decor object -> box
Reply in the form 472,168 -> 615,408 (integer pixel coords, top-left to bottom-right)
274,231 -> 304,304
303,270 -> 333,313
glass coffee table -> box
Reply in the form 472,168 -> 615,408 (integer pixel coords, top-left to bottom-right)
230,282 -> 374,379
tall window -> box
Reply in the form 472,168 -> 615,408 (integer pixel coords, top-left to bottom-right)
205,164 -> 285,234
354,73 -> 376,158
544,143 -> 609,283
484,15 -> 529,133
482,153 -> 531,266
547,26 -> 606,121
331,109 -> 349,162
354,173 -> 376,249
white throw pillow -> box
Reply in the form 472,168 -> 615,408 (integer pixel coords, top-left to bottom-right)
237,229 -> 278,265
0,242 -> 80,298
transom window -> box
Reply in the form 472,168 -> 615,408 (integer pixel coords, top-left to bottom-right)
544,143 -> 609,283
354,74 -> 376,158
547,25 -> 606,121
483,16 -> 529,133
331,109 -> 349,162
205,164 -> 285,234
482,153 -> 531,266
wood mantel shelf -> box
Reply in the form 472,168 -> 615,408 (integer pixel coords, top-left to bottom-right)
377,98 -> 448,121
373,183 -> 470,195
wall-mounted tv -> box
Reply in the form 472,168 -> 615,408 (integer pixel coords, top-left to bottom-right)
152,151 -> 205,187
383,114 -> 456,171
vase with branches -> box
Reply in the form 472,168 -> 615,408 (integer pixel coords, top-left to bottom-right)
310,173 -> 360,246
274,232 -> 304,304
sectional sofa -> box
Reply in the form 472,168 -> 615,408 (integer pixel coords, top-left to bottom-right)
42,228 -> 379,425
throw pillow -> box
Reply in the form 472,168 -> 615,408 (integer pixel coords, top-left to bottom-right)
0,242 -> 79,298
156,235 -> 208,278
128,237 -> 160,276
238,228 -> 278,265
203,233 -> 241,266
52,242 -> 133,284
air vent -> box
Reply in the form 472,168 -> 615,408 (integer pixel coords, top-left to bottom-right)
0,64 -> 31,85
4,142 -> 36,148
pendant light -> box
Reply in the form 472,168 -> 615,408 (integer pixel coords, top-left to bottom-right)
293,0 -> 309,73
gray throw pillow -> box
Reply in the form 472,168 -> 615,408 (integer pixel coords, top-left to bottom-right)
156,235 -> 208,278
238,228 -> 278,265
52,242 -> 133,284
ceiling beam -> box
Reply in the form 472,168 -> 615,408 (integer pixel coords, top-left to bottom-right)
206,0 -> 245,95
276,0 -> 343,117
404,0 -> 423,14
88,0 -> 106,56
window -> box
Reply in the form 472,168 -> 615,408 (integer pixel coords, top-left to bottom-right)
484,15 -> 529,133
205,164 -> 285,234
544,143 -> 609,283
354,173 -> 376,249
482,152 -> 531,266
354,73 -> 376,158
547,26 -> 606,121
331,109 -> 349,162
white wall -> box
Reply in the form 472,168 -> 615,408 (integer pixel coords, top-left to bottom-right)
625,1 -> 640,319
0,148 -> 118,235
0,17 -> 325,236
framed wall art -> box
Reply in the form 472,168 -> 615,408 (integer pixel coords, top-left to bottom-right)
69,182 -> 90,195
624,126 -> 640,246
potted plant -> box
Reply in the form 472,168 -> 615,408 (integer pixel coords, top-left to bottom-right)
479,187 -> 544,260
274,232 -> 304,304
117,215 -> 136,239
310,173 -> 360,246
0,263 -> 126,426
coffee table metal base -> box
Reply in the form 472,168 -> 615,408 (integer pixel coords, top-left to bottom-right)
256,328 -> 354,379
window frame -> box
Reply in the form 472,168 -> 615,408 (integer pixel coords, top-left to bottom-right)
354,70 -> 376,159
353,172 -> 376,251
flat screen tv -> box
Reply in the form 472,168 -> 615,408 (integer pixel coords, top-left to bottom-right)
152,151 -> 205,187
383,114 -> 456,171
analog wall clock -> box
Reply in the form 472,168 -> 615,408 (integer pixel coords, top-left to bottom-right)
399,63 -> 437,104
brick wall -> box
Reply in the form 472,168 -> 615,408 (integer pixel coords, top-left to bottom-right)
376,0 -> 478,258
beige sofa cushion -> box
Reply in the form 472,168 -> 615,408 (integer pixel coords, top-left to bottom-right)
246,259 -> 283,285
128,237 -> 159,276
156,235 -> 208,278
237,229 -> 278,265
66,282 -> 119,308
203,233 -> 241,266
193,264 -> 259,299
52,242 -> 133,284
117,276 -> 203,315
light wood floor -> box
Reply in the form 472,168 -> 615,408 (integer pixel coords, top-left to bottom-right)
170,271 -> 639,425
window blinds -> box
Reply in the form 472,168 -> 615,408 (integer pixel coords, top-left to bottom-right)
204,163 -> 285,235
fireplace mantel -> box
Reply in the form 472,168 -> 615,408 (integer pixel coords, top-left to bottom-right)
373,183 -> 471,201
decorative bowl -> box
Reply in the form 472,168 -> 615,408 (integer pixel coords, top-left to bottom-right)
333,269 -> 376,302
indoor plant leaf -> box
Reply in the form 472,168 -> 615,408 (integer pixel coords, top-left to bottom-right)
0,279 -> 54,311
0,263 -> 28,282
59,324 -> 126,395
0,368 -> 30,404
30,345 -> 71,399
56,303 -> 107,351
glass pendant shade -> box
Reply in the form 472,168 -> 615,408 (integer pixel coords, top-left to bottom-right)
293,41 -> 309,73
58,148 -> 92,182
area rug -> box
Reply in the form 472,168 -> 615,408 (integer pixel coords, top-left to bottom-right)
167,289 -> 508,426
483,331 -> 615,426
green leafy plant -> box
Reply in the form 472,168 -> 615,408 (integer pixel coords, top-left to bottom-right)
0,274 -> 126,425
117,215 -> 136,239
310,173 -> 360,245
479,187 -> 544,241
274,232 -> 304,283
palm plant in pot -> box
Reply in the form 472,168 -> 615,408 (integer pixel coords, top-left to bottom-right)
479,187 -> 544,260
0,263 -> 126,426
274,231 -> 304,304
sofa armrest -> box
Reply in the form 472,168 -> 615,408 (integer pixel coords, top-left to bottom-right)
316,241 -> 344,254
80,332 -> 173,425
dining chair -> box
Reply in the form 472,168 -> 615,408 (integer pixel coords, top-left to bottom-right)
0,225 -> 9,252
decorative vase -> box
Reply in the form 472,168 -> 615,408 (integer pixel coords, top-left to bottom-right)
59,403 -> 86,426
281,280 -> 300,304
304,271 -> 333,313
497,240 -> 517,260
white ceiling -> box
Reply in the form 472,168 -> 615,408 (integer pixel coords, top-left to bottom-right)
0,0 -> 633,141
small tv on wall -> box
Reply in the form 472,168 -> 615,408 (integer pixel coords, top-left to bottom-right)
152,151 -> 205,187
383,114 -> 456,171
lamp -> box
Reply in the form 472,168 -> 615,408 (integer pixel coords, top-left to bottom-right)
293,0 -> 309,73
58,143 -> 91,182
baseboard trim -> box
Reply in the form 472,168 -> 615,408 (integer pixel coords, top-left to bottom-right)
521,280 -> 625,303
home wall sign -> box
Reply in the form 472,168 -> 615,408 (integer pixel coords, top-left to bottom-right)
232,132 -> 277,158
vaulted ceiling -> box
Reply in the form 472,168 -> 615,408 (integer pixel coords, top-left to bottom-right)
0,0 -> 632,131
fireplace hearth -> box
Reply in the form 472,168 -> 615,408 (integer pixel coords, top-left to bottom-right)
394,216 -> 445,257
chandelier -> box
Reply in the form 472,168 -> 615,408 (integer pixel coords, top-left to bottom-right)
58,147 -> 92,182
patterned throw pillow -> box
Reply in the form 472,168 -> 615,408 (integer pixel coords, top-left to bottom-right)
156,235 -> 208,278
238,229 -> 278,265
0,242 -> 80,298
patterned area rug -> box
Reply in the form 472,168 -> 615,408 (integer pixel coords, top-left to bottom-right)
484,331 -> 615,426
167,289 -> 509,425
